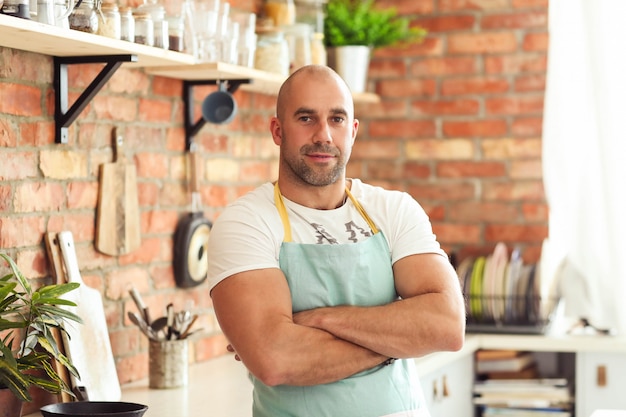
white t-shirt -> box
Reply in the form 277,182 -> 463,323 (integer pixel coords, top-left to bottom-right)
207,179 -> 446,290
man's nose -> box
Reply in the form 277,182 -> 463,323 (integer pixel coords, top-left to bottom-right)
313,121 -> 333,143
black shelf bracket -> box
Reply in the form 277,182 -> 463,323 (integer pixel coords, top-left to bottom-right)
54,54 -> 138,144
182,79 -> 250,151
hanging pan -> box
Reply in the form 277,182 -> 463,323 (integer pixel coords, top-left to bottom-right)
173,145 -> 212,288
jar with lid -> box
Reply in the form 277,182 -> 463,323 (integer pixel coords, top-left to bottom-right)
310,32 -> 326,65
1,0 -> 31,19
98,1 -> 121,39
295,0 -> 326,34
167,15 -> 184,52
132,11 -> 153,46
263,0 -> 295,27
69,0 -> 99,33
282,23 -> 312,73
119,6 -> 134,42
254,28 -> 289,77
137,1 -> 167,49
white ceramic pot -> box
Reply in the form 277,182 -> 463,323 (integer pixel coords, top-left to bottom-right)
326,45 -> 371,94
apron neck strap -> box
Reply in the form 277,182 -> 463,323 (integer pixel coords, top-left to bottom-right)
274,183 -> 379,243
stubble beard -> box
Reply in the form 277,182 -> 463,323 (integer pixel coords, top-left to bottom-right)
284,143 -> 346,187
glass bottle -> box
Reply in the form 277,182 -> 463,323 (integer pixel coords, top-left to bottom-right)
119,6 -> 134,42
263,0 -> 295,27
98,1 -> 121,40
68,0 -> 99,33
133,10 -> 154,46
167,15 -> 184,52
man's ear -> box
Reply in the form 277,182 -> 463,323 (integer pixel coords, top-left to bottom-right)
270,117 -> 282,145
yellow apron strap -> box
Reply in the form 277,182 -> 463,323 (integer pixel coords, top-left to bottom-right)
274,183 -> 292,242
345,187 -> 379,234
274,182 -> 380,243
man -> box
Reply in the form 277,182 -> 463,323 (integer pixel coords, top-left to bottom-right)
207,65 -> 465,417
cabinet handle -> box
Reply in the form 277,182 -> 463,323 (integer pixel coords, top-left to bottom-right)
597,365 -> 607,387
442,375 -> 450,398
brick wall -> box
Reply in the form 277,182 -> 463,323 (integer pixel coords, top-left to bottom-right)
0,0 -> 548,407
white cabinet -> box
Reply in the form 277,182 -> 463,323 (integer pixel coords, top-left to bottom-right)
419,353 -> 474,417
576,352 -> 626,417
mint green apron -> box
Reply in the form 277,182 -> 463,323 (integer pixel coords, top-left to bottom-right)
249,184 -> 428,417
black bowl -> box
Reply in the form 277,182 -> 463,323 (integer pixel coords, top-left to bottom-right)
40,402 -> 148,417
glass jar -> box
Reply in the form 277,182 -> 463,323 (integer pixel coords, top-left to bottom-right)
310,32 -> 326,65
133,11 -> 153,46
263,0 -> 294,27
254,28 -> 289,76
167,15 -> 184,52
295,0 -> 326,33
68,0 -> 98,33
119,6 -> 134,42
137,2 -> 167,49
283,23 -> 312,73
98,1 -> 121,39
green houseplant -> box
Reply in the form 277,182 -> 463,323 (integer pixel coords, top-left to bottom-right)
0,252 -> 81,407
323,0 -> 427,93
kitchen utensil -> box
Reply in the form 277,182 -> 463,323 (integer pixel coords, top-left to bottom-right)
96,128 -> 141,256
40,401 -> 148,417
58,230 -> 122,401
128,286 -> 151,324
128,311 -> 159,341
201,82 -> 237,124
173,145 -> 212,288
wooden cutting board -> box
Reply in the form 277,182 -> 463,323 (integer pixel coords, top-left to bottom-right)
96,128 -> 141,256
57,231 -> 121,401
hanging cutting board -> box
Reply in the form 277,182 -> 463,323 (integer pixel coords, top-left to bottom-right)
96,128 -> 141,256
57,231 -> 121,401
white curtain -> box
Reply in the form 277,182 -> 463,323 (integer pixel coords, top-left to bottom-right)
543,0 -> 626,334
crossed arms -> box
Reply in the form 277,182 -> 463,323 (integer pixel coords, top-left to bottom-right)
210,252 -> 466,387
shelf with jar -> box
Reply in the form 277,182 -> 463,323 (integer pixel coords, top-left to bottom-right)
0,13 -> 380,103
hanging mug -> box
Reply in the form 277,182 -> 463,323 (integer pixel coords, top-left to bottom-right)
201,82 -> 237,124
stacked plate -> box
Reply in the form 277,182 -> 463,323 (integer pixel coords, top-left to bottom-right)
457,242 -> 560,334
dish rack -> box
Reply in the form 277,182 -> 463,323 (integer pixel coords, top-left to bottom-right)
464,294 -> 561,335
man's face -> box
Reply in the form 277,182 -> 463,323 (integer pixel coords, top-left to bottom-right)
271,73 -> 359,187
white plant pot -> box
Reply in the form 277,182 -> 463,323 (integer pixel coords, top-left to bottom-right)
326,45 -> 371,94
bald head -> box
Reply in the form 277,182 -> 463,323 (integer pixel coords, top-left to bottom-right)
276,65 -> 354,121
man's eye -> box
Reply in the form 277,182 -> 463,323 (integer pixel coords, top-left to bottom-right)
300,116 -> 312,122
332,117 -> 345,123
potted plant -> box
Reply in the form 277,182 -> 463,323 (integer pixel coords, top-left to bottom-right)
324,0 -> 427,93
0,252 -> 81,416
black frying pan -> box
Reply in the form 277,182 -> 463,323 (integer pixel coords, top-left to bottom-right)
173,148 -> 212,288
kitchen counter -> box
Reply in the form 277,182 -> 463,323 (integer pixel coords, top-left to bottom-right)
26,332 -> 626,417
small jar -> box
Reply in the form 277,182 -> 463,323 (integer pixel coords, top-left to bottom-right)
137,3 -> 167,49
133,11 -> 154,46
254,28 -> 289,76
119,6 -> 134,42
69,0 -> 98,33
98,1 -> 121,40
167,15 -> 184,52
263,0 -> 295,27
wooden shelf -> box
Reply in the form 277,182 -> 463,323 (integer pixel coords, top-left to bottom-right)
0,14 -> 380,103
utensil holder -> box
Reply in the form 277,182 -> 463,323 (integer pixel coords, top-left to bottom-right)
149,338 -> 188,389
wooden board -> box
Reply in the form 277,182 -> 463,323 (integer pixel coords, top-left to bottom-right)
57,231 -> 121,401
95,129 -> 141,256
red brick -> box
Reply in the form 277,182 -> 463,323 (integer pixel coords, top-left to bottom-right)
106,266 -> 150,300
510,159 -> 543,179
14,182 -> 65,213
352,139 -> 401,159
373,37 -> 444,59
448,33 -> 518,54
118,237 -> 163,265
482,138 -> 542,159
0,119 -> 18,147
433,223 -> 482,245
144,210 -> 179,235
416,15 -> 476,32
443,120 -> 508,137
483,180 -> 545,201
67,181 -> 98,209
439,0 -> 509,12
109,327 -> 142,358
108,68 -> 151,95
364,161 -> 404,180
523,32 -> 549,51
205,185 -> 231,207
377,78 -> 437,98
485,224 -> 548,242
512,0 -> 549,9
408,182 -> 476,201
116,352 -> 149,384
135,152 -> 169,178
152,76 -> 182,98
138,98 -> 173,123
412,99 -> 479,116
485,95 -> 544,115
368,60 -> 408,78
485,54 -> 548,74
378,0 -> 434,15
0,185 -> 11,212
515,74 -> 546,92
150,264 -> 176,290
46,213 -> 96,243
0,151 -> 39,180
441,76 -> 510,96
354,100 -> 408,119
195,333 -> 230,362
0,83 -> 42,117
93,95 -> 139,122
481,12 -> 547,29
437,161 -> 507,178
403,162 -> 432,179
19,121 -> 55,146
522,203 -> 548,222
448,202 -> 520,222
369,120 -> 436,138
0,216 -> 46,248
406,138 -> 474,160
411,57 -> 477,77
